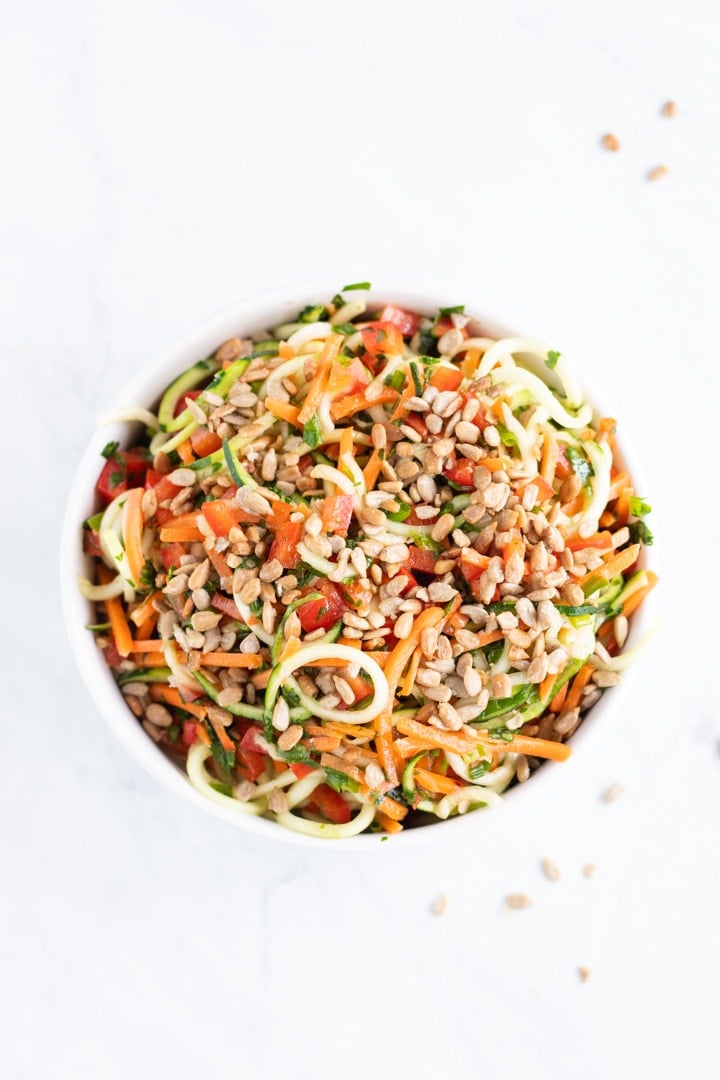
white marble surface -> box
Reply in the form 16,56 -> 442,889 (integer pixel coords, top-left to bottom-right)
2,1 -> 719,1076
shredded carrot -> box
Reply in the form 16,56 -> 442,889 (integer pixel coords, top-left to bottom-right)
122,488 -> 146,586
199,652 -> 263,668
541,431 -> 559,485
374,794 -> 408,821
476,629 -> 504,648
159,526 -> 205,543
337,636 -> 363,650
621,571 -> 658,617
129,639 -> 173,652
136,652 -> 166,667
414,768 -> 460,795
549,682 -> 568,714
596,417 -> 617,445
331,386 -> 398,420
135,610 -> 159,641
251,668 -> 271,689
389,377 -> 416,421
400,643 -> 423,697
98,567 -> 133,657
309,735 -> 340,752
129,590 -> 161,629
539,672 -> 556,701
460,347 -> 481,380
579,543 -> 640,586
565,662 -> 594,712
208,714 -> 235,752
362,448 -> 383,490
395,715 -> 572,763
207,547 -> 231,582
278,342 -> 295,360
375,813 -> 403,834
477,457 -> 508,472
176,439 -> 195,464
195,724 -> 211,747
566,532 -> 612,552
150,684 -> 207,721
298,334 -> 341,424
373,606 -> 446,784
265,397 -> 301,426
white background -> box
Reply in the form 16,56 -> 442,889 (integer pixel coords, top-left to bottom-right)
2,1 -> 719,1077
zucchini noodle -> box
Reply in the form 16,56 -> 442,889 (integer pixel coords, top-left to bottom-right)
80,288 -> 656,839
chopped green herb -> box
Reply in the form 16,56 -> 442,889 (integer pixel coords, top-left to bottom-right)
628,520 -> 654,546
139,561 -> 156,591
166,723 -> 180,744
101,440 -> 120,460
281,685 -> 302,708
84,622 -> 111,631
208,726 -> 236,773
546,350 -> 561,369
341,281 -> 371,291
302,413 -> 322,450
332,323 -> 359,335
565,445 -> 594,486
298,303 -> 327,323
438,304 -> 465,317
629,496 -> 652,518
386,369 -> 406,391
469,759 -> 491,781
324,767 -> 360,794
279,744 -> 315,765
417,327 -> 439,357
409,361 -> 423,396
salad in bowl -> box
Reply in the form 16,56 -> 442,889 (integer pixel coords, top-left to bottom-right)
66,283 -> 657,842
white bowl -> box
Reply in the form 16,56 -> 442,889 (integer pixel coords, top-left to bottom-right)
60,283 -> 658,849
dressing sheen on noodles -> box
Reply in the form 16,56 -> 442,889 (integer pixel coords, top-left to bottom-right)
79,286 -> 657,838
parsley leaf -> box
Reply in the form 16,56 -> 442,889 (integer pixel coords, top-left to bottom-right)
324,767 -> 360,794
139,561 -> 156,591
565,445 -> 594,486
208,725 -> 236,773
546,350 -> 561,369
438,304 -> 465,317
409,360 -> 423,396
341,281 -> 371,291
628,520 -> 654,546
297,303 -> 327,323
101,440 -> 120,459
469,759 -> 491,781
302,413 -> 322,449
629,496 -> 652,518
279,744 -> 315,765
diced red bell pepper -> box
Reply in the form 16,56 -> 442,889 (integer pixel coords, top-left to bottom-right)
182,721 -> 199,748
105,640 -> 123,668
517,475 -> 555,506
326,357 -> 371,399
432,316 -> 469,339
297,580 -> 348,632
308,784 -> 351,825
174,389 -> 202,418
340,578 -> 374,611
154,506 -> 175,525
237,748 -> 266,781
201,499 -> 245,537
146,469 -> 183,504
555,444 -> 571,479
429,366 -> 464,392
444,456 -> 475,488
211,593 -> 243,620
239,726 -> 269,754
407,546 -> 438,574
321,494 -> 354,536
96,448 -> 150,505
403,413 -> 428,440
268,520 -> 304,569
161,543 -> 187,571
361,321 -> 404,362
379,304 -> 422,338
290,763 -> 315,779
190,428 -> 222,457
83,529 -> 103,558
